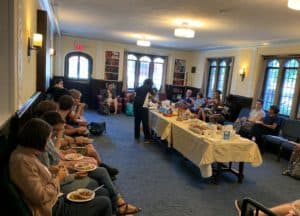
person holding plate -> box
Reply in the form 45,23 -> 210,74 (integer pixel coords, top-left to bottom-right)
9,118 -> 112,216
41,111 -> 141,215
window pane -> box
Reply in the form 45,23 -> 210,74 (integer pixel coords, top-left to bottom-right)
138,61 -> 150,87
263,68 -> 279,110
128,54 -> 137,61
68,56 -> 79,78
127,60 -> 136,89
268,59 -> 280,67
79,56 -> 89,79
153,63 -> 163,90
217,67 -> 226,92
279,68 -> 298,116
154,57 -> 164,63
219,60 -> 226,67
285,59 -> 299,68
207,67 -> 216,98
140,56 -> 151,62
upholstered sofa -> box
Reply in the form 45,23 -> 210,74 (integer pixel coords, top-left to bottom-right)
263,119 -> 300,160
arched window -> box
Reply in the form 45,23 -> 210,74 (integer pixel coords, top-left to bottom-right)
262,59 -> 280,111
207,61 -> 217,98
153,58 -> 165,90
127,54 -> 137,89
138,56 -> 151,87
206,59 -> 232,99
65,52 -> 93,80
279,59 -> 299,116
126,53 -> 166,90
261,58 -> 300,117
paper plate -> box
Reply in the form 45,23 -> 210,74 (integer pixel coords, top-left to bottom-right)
64,153 -> 84,161
66,189 -> 95,202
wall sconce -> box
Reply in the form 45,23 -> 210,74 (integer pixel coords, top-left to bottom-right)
27,33 -> 43,56
239,68 -> 246,81
49,48 -> 56,56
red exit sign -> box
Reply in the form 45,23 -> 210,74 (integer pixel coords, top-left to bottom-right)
74,42 -> 84,51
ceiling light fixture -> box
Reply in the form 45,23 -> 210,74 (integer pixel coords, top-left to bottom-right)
137,39 -> 151,47
174,22 -> 195,38
288,0 -> 300,10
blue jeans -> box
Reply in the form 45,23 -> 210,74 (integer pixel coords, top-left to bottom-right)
88,167 -> 119,209
53,193 -> 112,216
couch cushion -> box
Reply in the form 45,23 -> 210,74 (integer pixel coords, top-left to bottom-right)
281,119 -> 300,141
238,107 -> 250,118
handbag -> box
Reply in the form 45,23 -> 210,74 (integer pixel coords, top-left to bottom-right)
87,122 -> 106,136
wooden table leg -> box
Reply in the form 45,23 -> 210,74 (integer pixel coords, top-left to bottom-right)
238,162 -> 244,183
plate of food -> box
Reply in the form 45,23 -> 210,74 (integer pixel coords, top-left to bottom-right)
64,153 -> 84,161
73,162 -> 97,172
67,188 -> 95,202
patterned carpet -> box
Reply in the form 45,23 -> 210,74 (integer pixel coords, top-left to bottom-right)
85,110 -> 300,216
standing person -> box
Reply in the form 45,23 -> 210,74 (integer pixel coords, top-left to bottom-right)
134,78 -> 154,143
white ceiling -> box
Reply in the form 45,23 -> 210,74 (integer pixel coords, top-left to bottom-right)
51,0 -> 300,51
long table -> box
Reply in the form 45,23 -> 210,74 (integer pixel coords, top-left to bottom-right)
149,110 -> 263,182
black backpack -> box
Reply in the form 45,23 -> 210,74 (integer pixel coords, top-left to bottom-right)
88,122 -> 106,136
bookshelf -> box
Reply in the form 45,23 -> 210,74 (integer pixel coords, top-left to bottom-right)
173,59 -> 186,86
104,51 -> 120,81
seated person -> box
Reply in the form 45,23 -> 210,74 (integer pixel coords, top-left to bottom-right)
235,198 -> 300,216
41,112 -> 141,215
46,78 -> 70,102
35,100 -> 58,117
101,83 -> 118,114
207,90 -> 222,109
250,105 -> 281,150
191,92 -> 206,113
58,95 -> 89,136
282,142 -> 300,179
68,89 -> 88,126
10,118 -> 112,216
177,89 -> 195,108
235,99 -> 265,137
208,95 -> 240,124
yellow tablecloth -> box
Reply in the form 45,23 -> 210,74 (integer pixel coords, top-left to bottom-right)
149,110 -> 263,177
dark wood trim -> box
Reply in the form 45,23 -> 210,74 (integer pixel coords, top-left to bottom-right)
16,92 -> 42,118
52,76 -> 123,109
36,9 -> 49,92
0,91 -> 44,166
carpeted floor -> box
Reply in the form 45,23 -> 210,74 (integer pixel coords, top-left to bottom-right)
85,110 -> 300,216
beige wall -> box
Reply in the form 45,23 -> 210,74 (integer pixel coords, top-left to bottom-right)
54,35 -> 196,85
0,0 -> 14,125
0,0 -> 55,126
192,43 -> 300,98
15,0 -> 39,107
54,36 -> 300,100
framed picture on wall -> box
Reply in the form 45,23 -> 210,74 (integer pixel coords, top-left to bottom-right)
104,51 -> 120,81
173,59 -> 186,86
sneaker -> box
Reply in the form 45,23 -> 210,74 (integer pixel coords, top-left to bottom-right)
282,170 -> 290,176
144,139 -> 153,144
234,199 -> 254,216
